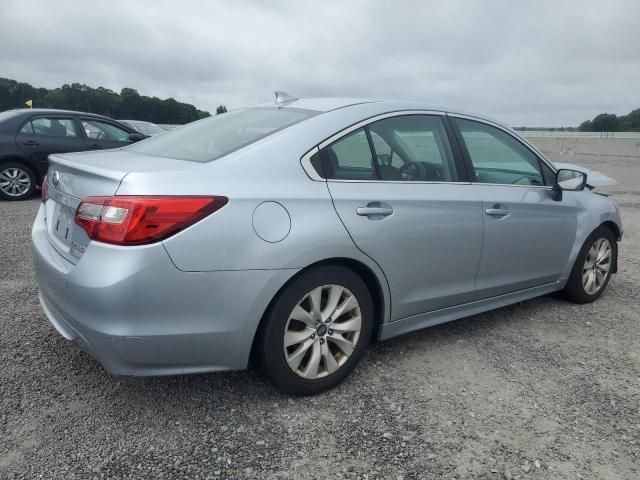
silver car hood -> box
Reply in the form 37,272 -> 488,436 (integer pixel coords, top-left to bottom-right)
553,162 -> 617,188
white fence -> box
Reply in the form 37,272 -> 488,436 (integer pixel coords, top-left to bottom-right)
520,131 -> 640,139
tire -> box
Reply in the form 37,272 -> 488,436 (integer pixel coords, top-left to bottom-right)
563,226 -> 617,304
254,265 -> 374,395
0,162 -> 37,201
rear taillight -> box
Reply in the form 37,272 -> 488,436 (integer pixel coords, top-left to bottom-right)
41,175 -> 47,202
75,196 -> 228,246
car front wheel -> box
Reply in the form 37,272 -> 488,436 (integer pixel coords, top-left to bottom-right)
254,265 -> 373,395
563,226 -> 617,303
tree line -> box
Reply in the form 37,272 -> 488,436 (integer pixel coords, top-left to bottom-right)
579,108 -> 640,132
0,77 -> 216,124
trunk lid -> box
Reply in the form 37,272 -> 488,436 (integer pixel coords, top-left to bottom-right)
44,150 -> 199,264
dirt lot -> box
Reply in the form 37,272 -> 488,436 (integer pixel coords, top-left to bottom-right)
1,150 -> 639,479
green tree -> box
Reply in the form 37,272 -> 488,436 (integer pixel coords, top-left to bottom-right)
618,108 -> 640,132
0,77 -> 212,124
578,120 -> 593,132
591,113 -> 619,132
216,105 -> 228,115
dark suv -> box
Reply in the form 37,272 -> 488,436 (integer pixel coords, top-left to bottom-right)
0,108 -> 145,200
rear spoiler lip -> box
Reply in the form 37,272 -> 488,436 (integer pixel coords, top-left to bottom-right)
48,153 -> 127,182
552,161 -> 617,188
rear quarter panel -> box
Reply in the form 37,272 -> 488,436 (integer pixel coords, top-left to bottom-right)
115,102 -> 396,273
115,103 -> 395,321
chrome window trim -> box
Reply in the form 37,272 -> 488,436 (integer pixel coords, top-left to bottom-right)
324,179 -> 551,189
471,182 -> 552,190
327,179 -> 472,185
447,113 -> 558,174
299,109 -> 558,185
318,110 -> 445,150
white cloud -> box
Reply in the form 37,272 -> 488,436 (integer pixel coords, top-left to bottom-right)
1,0 -> 639,125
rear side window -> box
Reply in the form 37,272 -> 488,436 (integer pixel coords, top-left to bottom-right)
128,108 -> 316,162
320,114 -> 458,182
368,115 -> 458,181
19,122 -> 34,135
322,129 -> 377,180
24,117 -> 78,137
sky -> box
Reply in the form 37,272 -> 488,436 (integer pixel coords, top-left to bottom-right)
1,0 -> 639,126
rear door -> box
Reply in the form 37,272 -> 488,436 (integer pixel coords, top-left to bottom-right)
451,116 -> 578,297
323,113 -> 484,321
79,118 -> 134,150
16,115 -> 87,171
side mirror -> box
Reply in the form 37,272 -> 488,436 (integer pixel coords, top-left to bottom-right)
128,132 -> 146,142
551,168 -> 587,201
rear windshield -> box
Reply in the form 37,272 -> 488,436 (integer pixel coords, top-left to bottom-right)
127,107 -> 316,162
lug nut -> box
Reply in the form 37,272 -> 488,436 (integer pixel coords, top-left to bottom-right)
311,333 -> 316,339
319,338 -> 325,344
328,329 -> 333,335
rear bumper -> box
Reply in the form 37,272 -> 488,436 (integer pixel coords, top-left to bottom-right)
32,205 -> 298,376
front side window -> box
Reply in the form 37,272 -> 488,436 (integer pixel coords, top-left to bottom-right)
456,118 -> 544,186
30,117 -> 78,137
128,108 -> 316,162
82,119 -> 131,142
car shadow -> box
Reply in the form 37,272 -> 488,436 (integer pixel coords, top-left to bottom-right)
58,292 -> 566,412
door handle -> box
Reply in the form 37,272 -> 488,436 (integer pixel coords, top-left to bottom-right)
485,206 -> 510,217
356,206 -> 393,217
22,140 -> 39,146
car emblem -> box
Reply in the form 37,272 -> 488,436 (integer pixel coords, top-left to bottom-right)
51,171 -> 60,187
316,323 -> 328,336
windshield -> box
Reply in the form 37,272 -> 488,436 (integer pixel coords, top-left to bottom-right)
127,107 -> 317,162
130,121 -> 165,135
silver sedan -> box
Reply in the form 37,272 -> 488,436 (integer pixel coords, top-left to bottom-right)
32,94 -> 622,395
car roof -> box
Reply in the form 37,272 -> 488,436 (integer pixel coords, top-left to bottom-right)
253,97 -> 512,131
3,108 -> 116,118
254,97 -> 377,112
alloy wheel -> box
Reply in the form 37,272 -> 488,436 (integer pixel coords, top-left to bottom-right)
582,237 -> 612,295
283,284 -> 362,379
0,167 -> 32,197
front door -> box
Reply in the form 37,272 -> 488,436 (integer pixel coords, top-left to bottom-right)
323,114 -> 484,321
452,117 -> 578,298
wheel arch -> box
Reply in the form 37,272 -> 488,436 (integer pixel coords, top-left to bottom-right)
599,221 -> 620,273
0,157 -> 41,182
601,220 -> 621,241
249,257 -> 388,364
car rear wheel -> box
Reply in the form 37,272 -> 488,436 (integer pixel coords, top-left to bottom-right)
563,226 -> 617,304
254,265 -> 373,395
0,163 -> 36,201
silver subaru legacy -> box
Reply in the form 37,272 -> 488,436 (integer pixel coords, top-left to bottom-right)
32,95 -> 622,395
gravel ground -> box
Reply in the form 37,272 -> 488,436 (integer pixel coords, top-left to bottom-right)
1,153 -> 639,479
